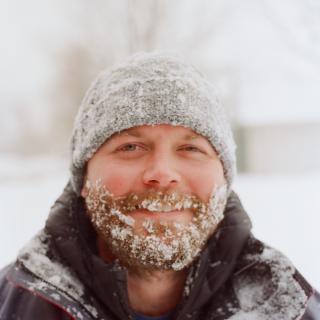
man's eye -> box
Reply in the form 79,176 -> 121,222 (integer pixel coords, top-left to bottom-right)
117,143 -> 142,152
180,145 -> 202,152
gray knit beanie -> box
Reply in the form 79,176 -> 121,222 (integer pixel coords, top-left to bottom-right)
70,52 -> 237,196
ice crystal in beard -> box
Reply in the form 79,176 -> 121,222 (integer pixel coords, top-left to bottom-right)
84,179 -> 228,271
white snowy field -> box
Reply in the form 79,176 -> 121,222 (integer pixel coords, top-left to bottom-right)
0,155 -> 319,290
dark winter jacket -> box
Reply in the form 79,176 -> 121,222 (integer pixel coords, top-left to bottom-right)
0,183 -> 319,319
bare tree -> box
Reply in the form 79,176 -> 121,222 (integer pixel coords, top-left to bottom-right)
261,0 -> 320,66
42,0 -> 241,154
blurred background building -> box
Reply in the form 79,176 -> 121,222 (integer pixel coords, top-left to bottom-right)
1,0 -> 320,288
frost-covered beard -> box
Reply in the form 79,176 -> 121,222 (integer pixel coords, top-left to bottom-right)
84,180 -> 228,271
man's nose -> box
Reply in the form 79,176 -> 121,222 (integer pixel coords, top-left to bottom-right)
142,154 -> 181,188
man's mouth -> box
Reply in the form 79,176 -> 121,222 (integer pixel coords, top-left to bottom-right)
130,208 -> 183,216
133,198 -> 198,212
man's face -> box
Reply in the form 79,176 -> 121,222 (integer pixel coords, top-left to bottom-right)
82,124 -> 227,270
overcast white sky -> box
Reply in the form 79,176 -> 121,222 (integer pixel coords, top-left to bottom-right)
1,0 -> 320,133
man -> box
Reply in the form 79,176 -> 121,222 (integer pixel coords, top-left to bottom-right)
0,52 -> 319,319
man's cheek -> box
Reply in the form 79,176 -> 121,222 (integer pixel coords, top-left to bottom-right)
99,175 -> 131,196
189,179 -> 213,202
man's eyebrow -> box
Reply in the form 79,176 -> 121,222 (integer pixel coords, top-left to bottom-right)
183,134 -> 201,140
116,131 -> 141,138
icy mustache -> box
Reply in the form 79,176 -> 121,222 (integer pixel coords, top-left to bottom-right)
84,180 -> 226,214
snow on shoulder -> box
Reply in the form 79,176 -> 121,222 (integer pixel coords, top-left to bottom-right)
230,246 -> 308,320
17,229 -> 98,318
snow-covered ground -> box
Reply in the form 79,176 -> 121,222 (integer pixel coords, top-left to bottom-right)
0,155 -> 319,290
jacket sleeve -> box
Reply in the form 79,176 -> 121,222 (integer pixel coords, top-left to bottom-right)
302,290 -> 320,320
0,265 -> 73,320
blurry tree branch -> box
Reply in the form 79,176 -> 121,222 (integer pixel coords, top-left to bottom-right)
32,0 -> 240,154
261,0 -> 320,67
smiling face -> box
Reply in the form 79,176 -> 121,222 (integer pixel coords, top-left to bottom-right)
82,124 -> 228,270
